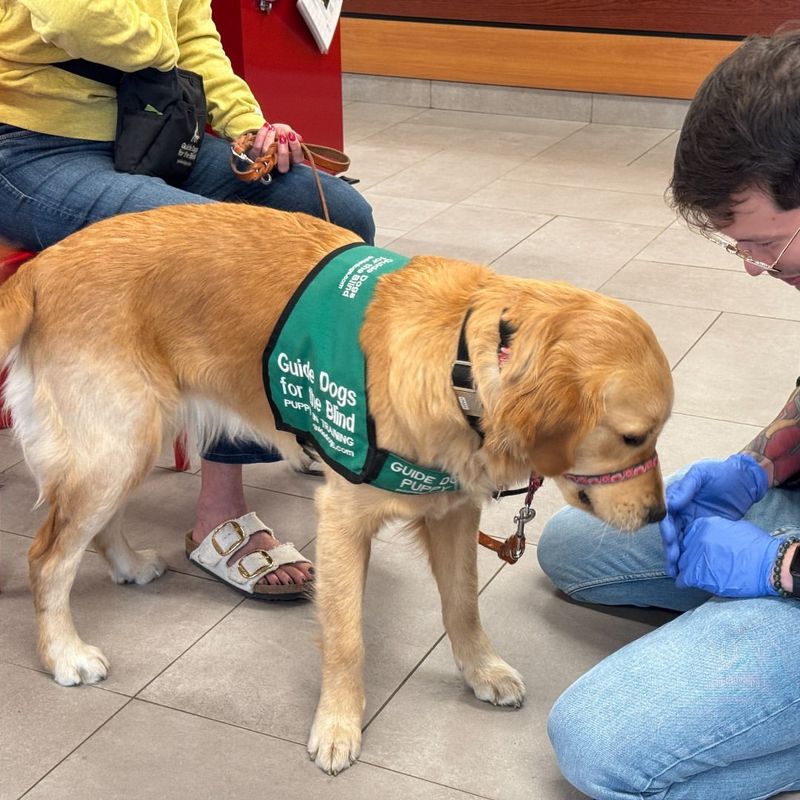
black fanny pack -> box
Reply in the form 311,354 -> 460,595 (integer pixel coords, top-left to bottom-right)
55,59 -> 207,186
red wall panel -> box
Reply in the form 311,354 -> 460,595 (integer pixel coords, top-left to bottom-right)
213,0 -> 344,148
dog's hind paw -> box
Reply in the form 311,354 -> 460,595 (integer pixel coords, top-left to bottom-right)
109,549 -> 167,586
51,642 -> 110,686
465,659 -> 526,707
307,714 -> 362,775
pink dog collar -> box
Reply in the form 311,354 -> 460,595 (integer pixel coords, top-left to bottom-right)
563,454 -> 660,486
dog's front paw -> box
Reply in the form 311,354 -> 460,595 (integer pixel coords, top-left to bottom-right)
109,549 -> 167,585
48,641 -> 110,686
307,711 -> 362,775
463,658 -> 526,707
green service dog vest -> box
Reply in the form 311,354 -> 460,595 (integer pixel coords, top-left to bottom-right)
263,243 -> 460,494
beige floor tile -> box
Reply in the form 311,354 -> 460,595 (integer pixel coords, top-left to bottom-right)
22,699 -> 478,799
535,123 -> 674,166
360,556 -> 672,800
0,461 -> 47,536
344,139 -> 444,191
0,530 -> 241,696
465,178 -> 676,227
621,299 -> 718,368
0,451 -> 206,540
386,204 -> 552,263
670,313 -> 800,428
343,102 -> 425,143
638,221 -> 742,270
603,259 -> 800,321
138,597 -> 322,741
492,216 -> 663,289
511,155 -> 671,196
366,150 -> 526,204
362,116 -> 584,160
657,413 -> 762,476
0,431 -> 23,471
140,533 -> 504,742
375,228 -> 405,248
0,662 -> 127,800
1,455 -> 318,579
630,130 -> 680,169
362,191 -> 452,233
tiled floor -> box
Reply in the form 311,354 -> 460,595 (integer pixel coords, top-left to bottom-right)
2,102 -> 799,800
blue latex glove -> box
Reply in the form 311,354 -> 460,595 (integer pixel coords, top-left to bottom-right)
673,516 -> 780,597
659,454 -> 768,576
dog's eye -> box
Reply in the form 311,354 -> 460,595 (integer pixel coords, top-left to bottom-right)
622,434 -> 645,447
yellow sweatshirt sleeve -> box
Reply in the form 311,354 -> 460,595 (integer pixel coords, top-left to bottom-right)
6,0 -> 266,141
17,0 -> 179,70
174,0 -> 266,139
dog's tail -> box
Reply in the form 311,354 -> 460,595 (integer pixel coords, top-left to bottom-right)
0,262 -> 35,361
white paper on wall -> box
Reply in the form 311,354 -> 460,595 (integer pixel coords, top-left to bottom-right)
296,0 -> 343,54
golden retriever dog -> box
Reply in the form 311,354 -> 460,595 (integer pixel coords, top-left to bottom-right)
0,204 -> 672,774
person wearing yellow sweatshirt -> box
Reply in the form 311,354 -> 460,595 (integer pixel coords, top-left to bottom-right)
0,0 -> 375,599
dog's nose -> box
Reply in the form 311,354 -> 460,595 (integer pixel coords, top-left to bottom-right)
646,504 -> 666,524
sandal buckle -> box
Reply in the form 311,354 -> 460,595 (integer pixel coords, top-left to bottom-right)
238,550 -> 274,579
211,520 -> 247,556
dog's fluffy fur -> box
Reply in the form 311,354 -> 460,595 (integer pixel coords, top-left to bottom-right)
0,204 -> 673,773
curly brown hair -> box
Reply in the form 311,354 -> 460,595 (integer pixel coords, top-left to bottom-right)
670,27 -> 800,229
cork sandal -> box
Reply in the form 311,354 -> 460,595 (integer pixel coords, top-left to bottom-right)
186,512 -> 312,601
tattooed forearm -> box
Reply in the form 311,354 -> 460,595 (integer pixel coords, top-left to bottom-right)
742,386 -> 800,486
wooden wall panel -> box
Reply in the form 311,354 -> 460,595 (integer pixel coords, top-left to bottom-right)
343,0 -> 797,37
341,18 -> 739,99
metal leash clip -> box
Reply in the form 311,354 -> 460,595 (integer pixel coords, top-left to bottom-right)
230,143 -> 273,185
510,505 -> 535,562
478,472 -> 543,564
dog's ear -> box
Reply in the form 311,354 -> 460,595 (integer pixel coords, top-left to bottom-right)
482,316 -> 604,476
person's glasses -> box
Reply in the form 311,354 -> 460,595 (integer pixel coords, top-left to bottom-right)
699,223 -> 800,274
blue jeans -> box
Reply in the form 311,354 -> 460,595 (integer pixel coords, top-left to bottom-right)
0,124 -> 375,463
537,468 -> 800,800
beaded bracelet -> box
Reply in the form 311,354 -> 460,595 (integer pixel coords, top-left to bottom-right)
771,537 -> 800,597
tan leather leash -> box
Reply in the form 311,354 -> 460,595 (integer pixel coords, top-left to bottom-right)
230,132 -> 350,223
478,473 -> 544,564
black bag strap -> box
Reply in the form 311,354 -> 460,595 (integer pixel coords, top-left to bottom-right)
54,59 -> 124,87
